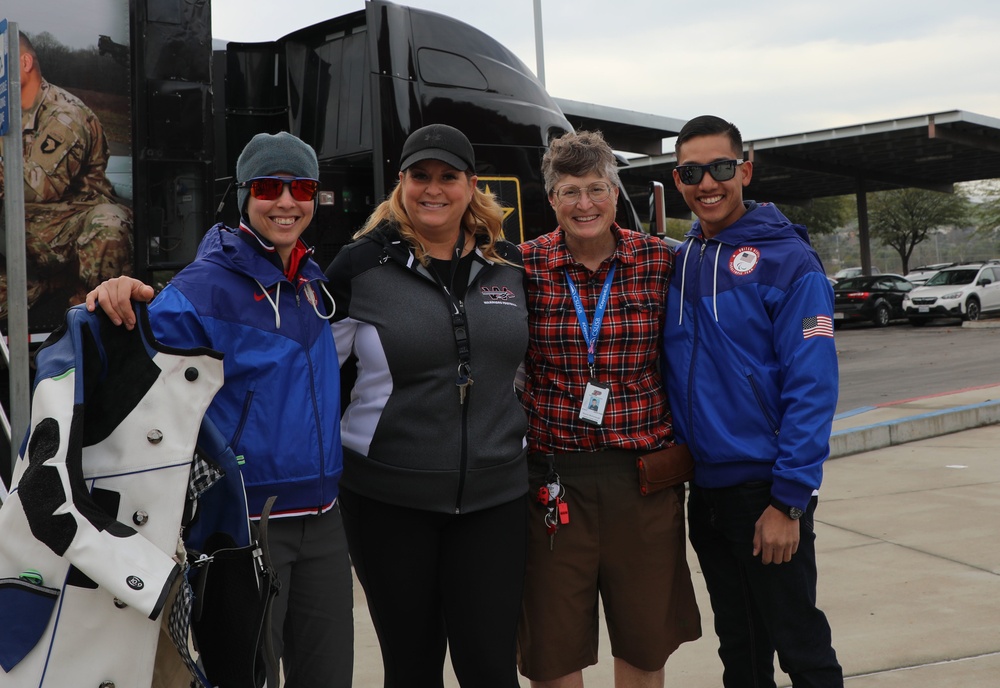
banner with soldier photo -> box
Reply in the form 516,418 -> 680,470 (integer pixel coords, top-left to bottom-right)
1,0 -> 133,336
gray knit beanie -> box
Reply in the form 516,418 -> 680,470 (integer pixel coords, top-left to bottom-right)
236,131 -> 320,213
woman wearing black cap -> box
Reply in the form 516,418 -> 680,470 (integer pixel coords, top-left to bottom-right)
325,123 -> 528,687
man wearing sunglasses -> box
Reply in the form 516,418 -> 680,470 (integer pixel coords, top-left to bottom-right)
663,116 -> 843,688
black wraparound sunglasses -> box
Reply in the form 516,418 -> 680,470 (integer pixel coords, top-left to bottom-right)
675,159 -> 744,185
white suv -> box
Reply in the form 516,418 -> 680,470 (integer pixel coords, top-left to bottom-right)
902,263 -> 1000,325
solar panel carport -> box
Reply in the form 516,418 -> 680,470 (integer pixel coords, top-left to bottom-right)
556,105 -> 1000,275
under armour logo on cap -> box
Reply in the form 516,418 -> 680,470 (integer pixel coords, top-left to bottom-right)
399,124 -> 476,172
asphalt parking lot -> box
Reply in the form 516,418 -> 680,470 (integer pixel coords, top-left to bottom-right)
833,319 -> 1000,413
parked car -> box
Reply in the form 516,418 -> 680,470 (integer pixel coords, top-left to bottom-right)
902,263 -> 1000,325
833,274 -> 913,327
833,266 -> 881,281
905,262 -> 954,286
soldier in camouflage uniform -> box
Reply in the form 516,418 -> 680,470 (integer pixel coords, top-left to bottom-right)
0,32 -> 132,322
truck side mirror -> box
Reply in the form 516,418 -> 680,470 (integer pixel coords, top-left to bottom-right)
648,181 -> 666,237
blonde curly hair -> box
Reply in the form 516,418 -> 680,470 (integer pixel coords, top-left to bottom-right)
355,171 -> 514,266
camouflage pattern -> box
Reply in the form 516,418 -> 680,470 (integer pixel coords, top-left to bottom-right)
0,80 -> 133,320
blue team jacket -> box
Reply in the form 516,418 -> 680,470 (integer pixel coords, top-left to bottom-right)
663,202 -> 838,511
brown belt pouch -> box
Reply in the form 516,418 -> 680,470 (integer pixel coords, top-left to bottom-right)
637,443 -> 694,495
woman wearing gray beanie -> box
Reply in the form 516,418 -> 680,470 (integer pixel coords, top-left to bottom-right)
88,131 -> 353,688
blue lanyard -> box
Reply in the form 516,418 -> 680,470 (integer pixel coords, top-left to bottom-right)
565,262 -> 616,377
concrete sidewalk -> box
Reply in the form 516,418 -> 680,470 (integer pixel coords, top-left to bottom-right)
352,386 -> 1000,687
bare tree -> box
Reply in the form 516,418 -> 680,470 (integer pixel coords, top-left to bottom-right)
868,187 -> 970,275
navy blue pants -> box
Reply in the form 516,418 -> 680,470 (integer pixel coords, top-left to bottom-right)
340,488 -> 526,688
689,482 -> 843,688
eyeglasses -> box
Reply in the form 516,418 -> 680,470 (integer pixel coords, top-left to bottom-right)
553,182 -> 613,206
675,159 -> 744,186
239,176 -> 320,202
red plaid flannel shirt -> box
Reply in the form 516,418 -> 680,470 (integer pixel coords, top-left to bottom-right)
520,225 -> 674,453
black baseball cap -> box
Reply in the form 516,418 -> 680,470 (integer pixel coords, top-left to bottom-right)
399,124 -> 476,172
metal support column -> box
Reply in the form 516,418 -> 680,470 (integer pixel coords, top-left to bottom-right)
855,177 -> 873,276
3,21 -> 30,474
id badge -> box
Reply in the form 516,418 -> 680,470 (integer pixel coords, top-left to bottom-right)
579,381 -> 610,425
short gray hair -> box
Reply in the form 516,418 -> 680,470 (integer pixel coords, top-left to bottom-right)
541,130 -> 621,193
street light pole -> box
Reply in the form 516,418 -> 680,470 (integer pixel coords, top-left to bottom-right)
533,0 -> 545,86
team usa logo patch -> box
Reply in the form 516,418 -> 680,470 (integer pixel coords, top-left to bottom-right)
729,247 -> 760,275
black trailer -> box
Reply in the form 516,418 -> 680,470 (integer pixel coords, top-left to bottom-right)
214,0 -> 642,270
2,0 -> 647,482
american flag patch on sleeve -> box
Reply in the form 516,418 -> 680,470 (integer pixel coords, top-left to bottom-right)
802,315 -> 834,339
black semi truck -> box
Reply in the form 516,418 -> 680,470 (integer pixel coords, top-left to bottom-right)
1,0 -> 650,483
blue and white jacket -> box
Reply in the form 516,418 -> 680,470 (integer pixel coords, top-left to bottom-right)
663,202 -> 838,511
0,305 -> 224,687
149,223 -> 343,519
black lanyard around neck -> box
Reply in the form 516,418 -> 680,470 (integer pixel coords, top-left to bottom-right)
426,229 -> 474,402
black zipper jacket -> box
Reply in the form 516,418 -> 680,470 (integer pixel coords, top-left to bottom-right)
326,223 -> 529,514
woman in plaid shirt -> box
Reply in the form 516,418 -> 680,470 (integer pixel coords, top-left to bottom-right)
516,130 -> 701,688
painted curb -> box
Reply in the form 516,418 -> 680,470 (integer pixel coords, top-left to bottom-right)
830,399 -> 1000,458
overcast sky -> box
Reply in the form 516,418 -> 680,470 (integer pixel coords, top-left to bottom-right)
8,0 -> 998,145
12,0 -> 997,146
211,0 -> 997,147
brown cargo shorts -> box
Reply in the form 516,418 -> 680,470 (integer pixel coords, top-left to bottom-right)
517,449 -> 702,681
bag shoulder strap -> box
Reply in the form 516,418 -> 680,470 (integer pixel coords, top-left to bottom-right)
254,495 -> 281,683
